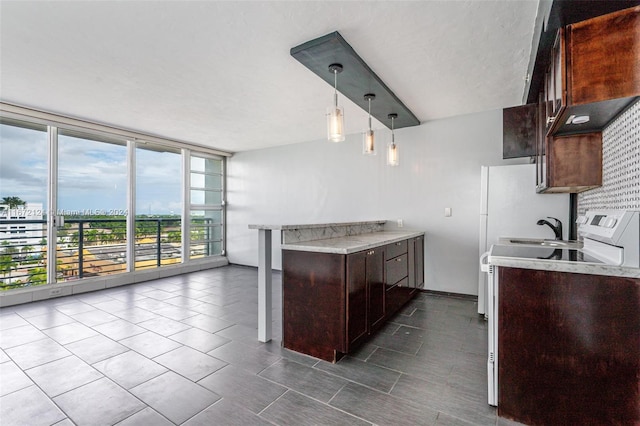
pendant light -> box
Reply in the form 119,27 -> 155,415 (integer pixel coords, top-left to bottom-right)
363,94 -> 376,155
327,63 -> 345,142
387,113 -> 399,166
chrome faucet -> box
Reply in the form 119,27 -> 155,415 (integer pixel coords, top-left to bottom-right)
537,217 -> 563,240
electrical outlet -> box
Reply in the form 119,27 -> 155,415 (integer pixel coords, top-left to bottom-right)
397,219 -> 403,228
49,288 -> 62,296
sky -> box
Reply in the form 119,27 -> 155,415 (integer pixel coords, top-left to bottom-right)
0,122 -> 183,216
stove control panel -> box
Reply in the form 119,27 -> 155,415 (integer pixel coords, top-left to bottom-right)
578,210 -> 635,242
578,210 -> 639,268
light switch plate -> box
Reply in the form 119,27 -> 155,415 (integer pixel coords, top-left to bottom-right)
445,208 -> 452,217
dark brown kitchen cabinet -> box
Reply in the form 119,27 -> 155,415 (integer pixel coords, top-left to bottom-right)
498,267 -> 640,425
537,131 -> 602,193
385,241 -> 410,317
410,235 -> 425,289
502,103 -> 537,159
282,236 -> 423,362
547,7 -> 640,136
346,247 -> 385,349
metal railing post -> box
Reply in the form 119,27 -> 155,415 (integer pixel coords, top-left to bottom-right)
78,221 -> 84,278
156,219 -> 162,267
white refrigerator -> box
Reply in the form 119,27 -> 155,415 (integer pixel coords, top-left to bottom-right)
478,164 -> 569,316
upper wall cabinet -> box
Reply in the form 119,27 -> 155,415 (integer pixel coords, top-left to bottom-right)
549,6 -> 640,136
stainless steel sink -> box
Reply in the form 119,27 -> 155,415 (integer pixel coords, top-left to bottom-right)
501,238 -> 583,249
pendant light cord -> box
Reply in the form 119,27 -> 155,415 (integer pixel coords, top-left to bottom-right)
368,98 -> 372,130
391,116 -> 395,145
333,69 -> 338,108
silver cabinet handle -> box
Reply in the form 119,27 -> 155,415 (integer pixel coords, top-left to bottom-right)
396,258 -> 403,262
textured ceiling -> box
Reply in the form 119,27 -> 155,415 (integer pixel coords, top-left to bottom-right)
0,1 -> 539,153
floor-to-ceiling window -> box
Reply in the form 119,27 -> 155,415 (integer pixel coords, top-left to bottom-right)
0,118 -> 48,289
135,144 -> 183,270
57,130 -> 128,280
189,154 -> 225,258
0,107 -> 228,294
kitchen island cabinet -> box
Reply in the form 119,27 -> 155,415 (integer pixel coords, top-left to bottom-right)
282,231 -> 424,362
497,267 -> 640,425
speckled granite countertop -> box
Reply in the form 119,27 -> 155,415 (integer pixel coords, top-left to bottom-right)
281,230 -> 425,255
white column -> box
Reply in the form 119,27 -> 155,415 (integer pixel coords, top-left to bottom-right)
257,229 -> 272,342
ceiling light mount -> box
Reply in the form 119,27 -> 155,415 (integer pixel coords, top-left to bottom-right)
328,63 -> 343,74
291,31 -> 420,131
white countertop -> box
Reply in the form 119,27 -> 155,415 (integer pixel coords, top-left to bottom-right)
488,244 -> 640,278
249,220 -> 386,231
281,230 -> 425,254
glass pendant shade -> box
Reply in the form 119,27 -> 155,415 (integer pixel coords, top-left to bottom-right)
363,130 -> 375,154
387,113 -> 399,166
327,104 -> 345,142
387,143 -> 399,166
327,64 -> 345,142
362,93 -> 376,154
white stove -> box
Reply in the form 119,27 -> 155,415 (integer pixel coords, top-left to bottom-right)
577,210 -> 639,267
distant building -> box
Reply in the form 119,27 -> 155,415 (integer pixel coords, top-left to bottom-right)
0,203 -> 45,251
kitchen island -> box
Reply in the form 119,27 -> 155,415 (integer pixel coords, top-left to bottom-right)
249,221 -> 424,361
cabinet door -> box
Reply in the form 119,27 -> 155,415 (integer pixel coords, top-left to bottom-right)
503,104 -> 537,159
367,248 -> 385,331
414,236 -> 424,288
346,251 -> 368,350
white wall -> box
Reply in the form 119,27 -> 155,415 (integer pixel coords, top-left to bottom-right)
227,108 -> 526,295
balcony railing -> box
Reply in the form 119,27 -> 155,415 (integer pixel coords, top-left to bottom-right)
0,216 -> 221,290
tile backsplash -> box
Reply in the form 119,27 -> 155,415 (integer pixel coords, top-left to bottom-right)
578,100 -> 640,214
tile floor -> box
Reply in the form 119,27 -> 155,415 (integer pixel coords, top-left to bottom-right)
0,265 -> 496,426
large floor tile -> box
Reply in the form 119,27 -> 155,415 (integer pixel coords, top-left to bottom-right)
315,355 -> 401,393
53,377 -> 145,426
0,313 -> 29,330
24,311 -> 76,330
94,350 -> 167,389
130,371 -> 220,424
137,316 -> 191,336
261,390 -> 371,426
0,361 -> 34,396
260,358 -> 348,402
180,313 -> 234,333
183,398 -> 273,426
70,309 -> 119,327
115,407 -> 173,426
0,324 -> 47,349
198,364 -> 286,413
330,381 -> 439,426
153,346 -> 226,381
111,307 -> 161,324
93,318 -> 147,340
0,385 -> 66,425
42,322 -> 98,345
26,355 -> 103,397
119,331 -> 182,358
5,337 -> 71,370
207,341 -> 281,374
65,334 -> 129,365
168,327 -> 230,353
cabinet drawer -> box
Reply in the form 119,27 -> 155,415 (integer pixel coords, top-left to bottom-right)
386,240 -> 408,260
386,254 -> 408,285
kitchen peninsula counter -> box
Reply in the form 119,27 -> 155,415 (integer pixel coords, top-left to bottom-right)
248,220 -> 425,346
281,230 -> 425,254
